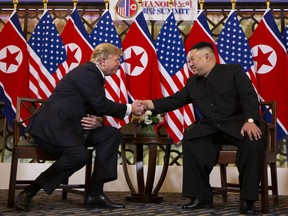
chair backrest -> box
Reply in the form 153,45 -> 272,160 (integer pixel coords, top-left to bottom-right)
13,97 -> 46,148
0,101 -> 5,108
259,101 -> 277,153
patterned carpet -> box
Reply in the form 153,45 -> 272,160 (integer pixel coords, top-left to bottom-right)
0,190 -> 287,215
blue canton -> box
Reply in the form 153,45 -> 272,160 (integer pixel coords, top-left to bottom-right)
283,24 -> 288,53
28,10 -> 66,74
154,12 -> 186,76
90,10 -> 121,50
217,10 -> 253,72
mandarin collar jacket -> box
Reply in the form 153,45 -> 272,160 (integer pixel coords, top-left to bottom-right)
153,64 -> 261,140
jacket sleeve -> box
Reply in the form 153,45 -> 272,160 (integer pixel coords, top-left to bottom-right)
152,84 -> 192,114
233,65 -> 260,123
73,64 -> 127,119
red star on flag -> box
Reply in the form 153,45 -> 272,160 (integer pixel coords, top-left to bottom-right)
253,46 -> 273,71
66,46 -> 79,68
0,48 -> 20,71
125,48 -> 144,74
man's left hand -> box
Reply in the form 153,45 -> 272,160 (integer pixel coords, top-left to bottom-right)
81,115 -> 103,130
240,122 -> 262,141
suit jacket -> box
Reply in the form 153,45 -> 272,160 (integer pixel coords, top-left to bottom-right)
27,62 -> 127,147
153,64 -> 261,141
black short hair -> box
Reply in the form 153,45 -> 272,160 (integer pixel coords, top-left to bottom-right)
191,41 -> 214,53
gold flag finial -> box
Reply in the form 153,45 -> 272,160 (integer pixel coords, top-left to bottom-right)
72,0 -> 78,8
43,0 -> 48,10
13,0 -> 18,11
138,0 -> 142,8
104,0 -> 109,10
231,0 -> 236,10
199,0 -> 204,10
266,0 -> 270,9
169,0 -> 174,10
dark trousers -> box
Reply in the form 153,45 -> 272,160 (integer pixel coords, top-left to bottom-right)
182,131 -> 265,201
33,125 -> 122,195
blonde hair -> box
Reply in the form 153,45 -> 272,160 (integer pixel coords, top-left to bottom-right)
90,43 -> 123,64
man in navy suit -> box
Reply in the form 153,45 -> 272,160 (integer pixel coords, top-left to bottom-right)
15,43 -> 144,211
141,42 -> 265,215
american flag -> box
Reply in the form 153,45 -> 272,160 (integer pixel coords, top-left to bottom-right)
283,24 -> 288,53
249,9 -> 288,139
0,11 -> 29,126
28,9 -> 66,99
54,7 -> 93,84
90,10 -> 129,128
116,0 -> 137,18
217,10 -> 258,91
154,11 -> 194,143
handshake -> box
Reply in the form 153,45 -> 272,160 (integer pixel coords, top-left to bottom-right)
131,100 -> 154,116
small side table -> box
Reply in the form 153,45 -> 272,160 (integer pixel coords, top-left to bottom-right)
121,136 -> 173,203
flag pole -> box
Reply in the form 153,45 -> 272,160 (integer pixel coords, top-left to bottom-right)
104,0 -> 109,10
13,0 -> 18,11
43,0 -> 48,10
266,0 -> 270,9
169,0 -> 174,9
231,0 -> 236,10
199,0 -> 204,10
72,0 -> 78,8
138,0 -> 142,8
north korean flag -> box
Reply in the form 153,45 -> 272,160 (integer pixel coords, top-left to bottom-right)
0,11 -> 29,126
249,9 -> 288,139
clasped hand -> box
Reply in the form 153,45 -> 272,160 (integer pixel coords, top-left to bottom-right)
131,100 -> 154,115
81,114 -> 103,130
131,100 -> 145,115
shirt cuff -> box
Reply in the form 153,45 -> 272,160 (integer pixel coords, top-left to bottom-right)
126,104 -> 132,116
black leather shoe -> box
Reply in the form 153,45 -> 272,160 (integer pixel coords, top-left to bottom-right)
15,190 -> 33,211
239,200 -> 257,215
182,198 -> 213,210
84,193 -> 125,209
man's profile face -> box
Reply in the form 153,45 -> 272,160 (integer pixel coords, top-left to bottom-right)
188,49 -> 210,77
186,52 -> 195,74
102,54 -> 121,76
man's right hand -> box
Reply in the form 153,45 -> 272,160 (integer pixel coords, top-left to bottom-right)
131,100 -> 145,115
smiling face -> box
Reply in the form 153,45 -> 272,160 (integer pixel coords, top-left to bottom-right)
90,43 -> 123,76
188,49 -> 210,76
99,54 -> 121,76
187,43 -> 217,77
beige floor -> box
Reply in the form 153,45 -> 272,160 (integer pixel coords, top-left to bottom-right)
0,190 -> 287,216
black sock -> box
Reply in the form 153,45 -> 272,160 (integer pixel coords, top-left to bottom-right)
24,182 -> 41,197
88,180 -> 104,197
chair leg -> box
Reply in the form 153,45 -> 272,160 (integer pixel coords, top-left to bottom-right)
270,162 -> 279,206
260,163 -> 269,214
61,178 -> 68,200
84,150 -> 93,197
1,117 -> 7,162
220,164 -> 228,202
7,153 -> 18,208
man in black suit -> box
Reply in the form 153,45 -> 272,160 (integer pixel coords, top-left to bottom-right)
15,43 -> 144,211
141,42 -> 265,215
